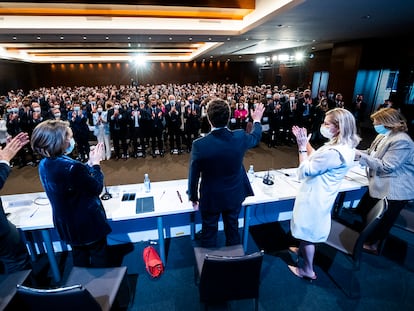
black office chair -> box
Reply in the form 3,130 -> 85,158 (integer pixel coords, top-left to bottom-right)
194,244 -> 264,311
0,269 -> 31,310
10,266 -> 128,311
324,197 -> 388,297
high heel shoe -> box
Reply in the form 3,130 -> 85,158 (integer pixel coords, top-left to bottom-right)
288,265 -> 317,281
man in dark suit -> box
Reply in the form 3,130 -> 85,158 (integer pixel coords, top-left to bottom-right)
0,132 -> 31,273
187,99 -> 265,247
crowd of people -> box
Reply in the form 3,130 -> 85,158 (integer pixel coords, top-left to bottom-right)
0,83 -> 367,167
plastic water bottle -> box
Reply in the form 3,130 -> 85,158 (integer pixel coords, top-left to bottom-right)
247,165 -> 255,183
144,173 -> 151,192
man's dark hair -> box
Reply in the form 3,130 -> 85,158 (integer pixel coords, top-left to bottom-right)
207,99 -> 230,128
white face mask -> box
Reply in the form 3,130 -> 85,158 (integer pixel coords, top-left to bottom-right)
65,137 -> 75,154
320,126 -> 335,139
97,108 -> 103,113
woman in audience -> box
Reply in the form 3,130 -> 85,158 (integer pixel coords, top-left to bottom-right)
353,108 -> 414,254
31,120 -> 111,267
289,108 -> 360,279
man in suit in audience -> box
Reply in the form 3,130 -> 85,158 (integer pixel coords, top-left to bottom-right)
0,132 -> 31,273
187,99 -> 264,247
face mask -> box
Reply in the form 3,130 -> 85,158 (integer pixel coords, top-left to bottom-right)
374,124 -> 390,135
97,107 -> 103,113
54,113 -> 61,118
170,100 -> 175,105
74,106 -> 80,111
114,105 -> 120,109
65,137 -> 75,154
33,107 -> 41,113
6,108 -> 11,113
320,126 -> 334,139
266,94 -> 272,99
54,105 -> 60,109
12,108 -> 19,113
290,97 -> 295,101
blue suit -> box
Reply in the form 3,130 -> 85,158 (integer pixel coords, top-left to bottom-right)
188,122 -> 262,247
39,155 -> 111,266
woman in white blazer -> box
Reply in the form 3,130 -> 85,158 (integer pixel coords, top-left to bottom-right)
93,103 -> 111,160
354,108 -> 414,254
289,108 -> 360,280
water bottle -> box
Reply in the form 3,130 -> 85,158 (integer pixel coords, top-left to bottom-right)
144,173 -> 151,192
247,165 -> 255,183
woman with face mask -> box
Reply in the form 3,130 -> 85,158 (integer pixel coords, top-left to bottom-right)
288,108 -> 360,280
31,120 -> 111,267
351,108 -> 414,254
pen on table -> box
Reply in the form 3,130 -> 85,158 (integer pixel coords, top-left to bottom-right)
176,190 -> 183,203
160,190 -> 166,200
29,207 -> 39,218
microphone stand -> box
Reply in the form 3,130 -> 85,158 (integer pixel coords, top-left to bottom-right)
100,185 -> 112,200
262,170 -> 274,185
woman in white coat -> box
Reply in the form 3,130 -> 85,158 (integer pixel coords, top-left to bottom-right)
93,103 -> 111,160
289,108 -> 360,280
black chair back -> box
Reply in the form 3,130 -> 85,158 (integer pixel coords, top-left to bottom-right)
199,250 -> 264,304
13,284 -> 102,311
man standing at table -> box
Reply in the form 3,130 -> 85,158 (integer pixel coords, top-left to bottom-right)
187,99 -> 265,247
0,132 -> 31,273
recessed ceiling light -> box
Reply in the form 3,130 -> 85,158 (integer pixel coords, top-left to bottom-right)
148,37 -> 152,40
245,38 -> 249,41
311,46 -> 316,50
169,37 -> 172,40
238,55 -> 242,58
60,36 -> 64,40
227,58 -> 230,62
128,43 -> 131,47
227,38 -> 231,41
127,37 -> 131,40
12,36 -> 17,40
105,37 -> 109,40
189,37 -> 192,41
83,36 -> 87,40
36,36 -> 41,40
208,37 -> 211,41
210,55 -> 213,58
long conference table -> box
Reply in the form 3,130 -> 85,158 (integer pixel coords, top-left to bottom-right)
3,164 -> 368,282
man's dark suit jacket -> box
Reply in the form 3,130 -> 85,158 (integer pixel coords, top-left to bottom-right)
188,122 -> 262,211
39,155 -> 111,246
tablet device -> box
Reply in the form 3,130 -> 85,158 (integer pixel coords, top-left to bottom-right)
136,196 -> 155,214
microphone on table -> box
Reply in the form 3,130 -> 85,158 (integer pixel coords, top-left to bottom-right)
100,185 -> 112,200
262,170 -> 274,185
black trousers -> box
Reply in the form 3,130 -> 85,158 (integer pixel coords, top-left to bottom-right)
200,204 -> 241,248
71,237 -> 109,267
354,191 -> 408,243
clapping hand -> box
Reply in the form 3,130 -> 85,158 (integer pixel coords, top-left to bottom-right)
88,142 -> 104,166
1,132 -> 29,162
292,126 -> 310,149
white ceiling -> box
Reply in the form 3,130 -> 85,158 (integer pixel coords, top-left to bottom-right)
0,0 -> 413,63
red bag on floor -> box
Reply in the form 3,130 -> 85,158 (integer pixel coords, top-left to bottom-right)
143,246 -> 164,278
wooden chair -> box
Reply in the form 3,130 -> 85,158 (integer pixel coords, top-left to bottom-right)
194,244 -> 264,311
324,197 -> 388,297
9,266 -> 128,311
